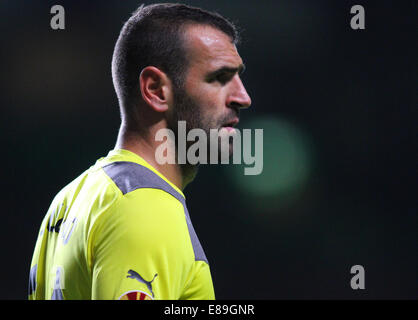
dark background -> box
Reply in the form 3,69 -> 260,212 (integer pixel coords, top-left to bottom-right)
0,0 -> 416,299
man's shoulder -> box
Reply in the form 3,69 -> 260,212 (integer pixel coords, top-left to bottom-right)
92,183 -> 189,254
51,155 -> 187,233
114,187 -> 185,218
94,160 -> 187,226
101,160 -> 185,202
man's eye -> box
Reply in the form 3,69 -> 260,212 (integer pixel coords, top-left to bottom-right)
216,73 -> 232,84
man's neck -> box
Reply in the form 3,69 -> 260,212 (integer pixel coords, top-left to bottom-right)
114,124 -> 195,191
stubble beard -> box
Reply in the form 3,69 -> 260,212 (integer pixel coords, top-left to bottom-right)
166,85 -> 204,184
166,85 -> 238,184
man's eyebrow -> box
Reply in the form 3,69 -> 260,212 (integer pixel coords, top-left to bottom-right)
205,63 -> 246,80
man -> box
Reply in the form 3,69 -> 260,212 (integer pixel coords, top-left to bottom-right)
28,3 -> 251,300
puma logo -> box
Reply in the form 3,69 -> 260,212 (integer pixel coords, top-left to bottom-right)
126,269 -> 158,298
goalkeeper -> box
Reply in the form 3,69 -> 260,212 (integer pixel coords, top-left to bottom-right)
28,3 -> 251,300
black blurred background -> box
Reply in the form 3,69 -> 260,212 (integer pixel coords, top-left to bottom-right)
0,0 -> 416,299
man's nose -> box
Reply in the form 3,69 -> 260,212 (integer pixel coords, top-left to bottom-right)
226,76 -> 252,110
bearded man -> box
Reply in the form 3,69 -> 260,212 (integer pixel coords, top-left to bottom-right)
28,3 -> 251,300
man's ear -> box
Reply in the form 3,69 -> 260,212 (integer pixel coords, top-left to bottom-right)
139,66 -> 173,112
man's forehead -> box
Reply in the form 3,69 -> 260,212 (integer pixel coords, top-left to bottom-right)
183,24 -> 243,68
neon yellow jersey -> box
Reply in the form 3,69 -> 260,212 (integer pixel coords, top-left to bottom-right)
28,149 -> 215,300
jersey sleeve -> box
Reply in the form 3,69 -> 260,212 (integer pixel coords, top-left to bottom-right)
89,188 -> 194,300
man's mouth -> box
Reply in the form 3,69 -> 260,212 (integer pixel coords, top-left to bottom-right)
221,118 -> 239,131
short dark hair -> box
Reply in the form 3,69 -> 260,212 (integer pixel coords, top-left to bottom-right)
111,3 -> 239,119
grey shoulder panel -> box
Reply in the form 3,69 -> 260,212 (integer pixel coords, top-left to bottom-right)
28,264 -> 37,297
102,161 -> 208,263
102,161 -> 180,199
